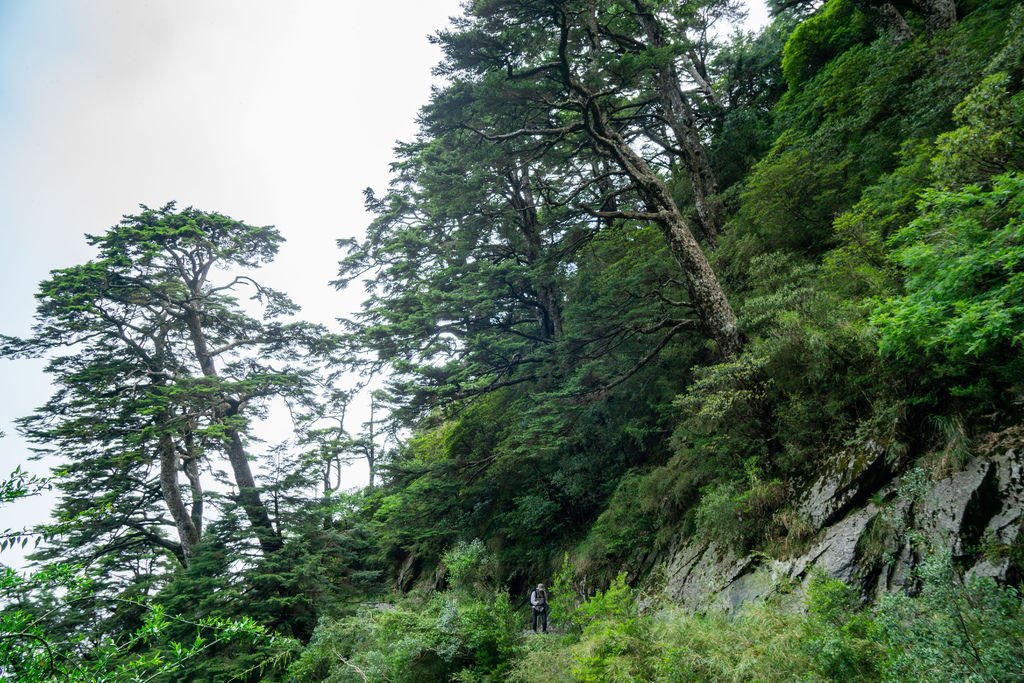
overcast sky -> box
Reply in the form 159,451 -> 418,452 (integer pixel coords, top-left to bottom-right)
0,0 -> 768,567
0,0 -> 470,567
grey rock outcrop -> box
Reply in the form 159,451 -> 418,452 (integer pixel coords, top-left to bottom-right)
663,448 -> 1023,611
799,441 -> 889,529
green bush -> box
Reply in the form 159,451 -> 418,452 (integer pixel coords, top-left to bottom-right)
803,573 -> 884,681
508,633 -> 575,683
287,541 -> 523,683
548,553 -> 582,634
568,574 -> 656,683
694,469 -> 787,552
443,539 -> 498,596
871,171 -> 1024,405
781,0 -> 874,88
878,553 -> 1024,682
931,73 -> 1024,188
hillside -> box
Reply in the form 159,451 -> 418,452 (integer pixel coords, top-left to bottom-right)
2,0 -> 1024,680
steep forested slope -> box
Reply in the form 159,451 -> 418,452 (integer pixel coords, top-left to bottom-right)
344,0 -> 1024,593
2,0 -> 1023,680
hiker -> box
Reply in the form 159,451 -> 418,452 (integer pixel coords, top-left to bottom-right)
530,582 -> 548,633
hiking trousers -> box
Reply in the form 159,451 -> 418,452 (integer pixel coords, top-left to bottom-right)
532,607 -> 547,632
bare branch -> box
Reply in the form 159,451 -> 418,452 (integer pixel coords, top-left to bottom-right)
583,208 -> 671,221
461,123 -> 583,142
577,320 -> 697,401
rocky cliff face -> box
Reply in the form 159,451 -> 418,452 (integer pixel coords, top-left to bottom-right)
664,445 -> 1024,611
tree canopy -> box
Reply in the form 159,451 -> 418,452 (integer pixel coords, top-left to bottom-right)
4,0 -> 1024,679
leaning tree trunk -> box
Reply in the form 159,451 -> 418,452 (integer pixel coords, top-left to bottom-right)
224,412 -> 283,553
184,304 -> 283,555
182,425 -> 204,539
557,15 -> 742,358
157,420 -> 201,565
150,347 -> 200,565
587,102 -> 742,357
632,1 -> 726,248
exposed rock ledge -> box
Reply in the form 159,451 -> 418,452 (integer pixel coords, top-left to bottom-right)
664,447 -> 1023,611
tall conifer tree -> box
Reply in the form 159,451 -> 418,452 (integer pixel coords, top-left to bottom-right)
5,203 -> 325,565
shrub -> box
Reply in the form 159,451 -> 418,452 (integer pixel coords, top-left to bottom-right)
781,0 -> 874,88
878,553 -> 1024,682
508,633 -> 574,683
548,553 -> 582,634
569,574 -> 656,683
288,541 -> 523,682
803,573 -> 884,681
694,468 -> 787,552
443,539 -> 498,596
871,171 -> 1024,407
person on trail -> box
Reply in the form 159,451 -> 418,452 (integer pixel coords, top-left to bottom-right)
530,583 -> 548,633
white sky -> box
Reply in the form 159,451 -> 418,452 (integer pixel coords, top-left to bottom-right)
0,0 -> 468,567
0,0 -> 768,568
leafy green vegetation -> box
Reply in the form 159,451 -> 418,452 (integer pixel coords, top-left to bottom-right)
287,543 -> 1024,682
3,0 -> 1024,679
